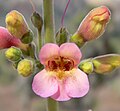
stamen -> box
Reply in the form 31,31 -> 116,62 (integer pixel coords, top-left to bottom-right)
48,60 -> 58,71
47,57 -> 74,71
64,60 -> 74,71
61,0 -> 71,27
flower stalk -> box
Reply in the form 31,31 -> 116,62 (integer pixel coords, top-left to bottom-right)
37,29 -> 42,50
43,0 -> 58,111
43,0 -> 55,43
31,11 -> 43,50
47,98 -> 59,111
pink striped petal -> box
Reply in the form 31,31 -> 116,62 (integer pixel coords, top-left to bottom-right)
51,81 -> 71,101
39,43 -> 59,65
32,69 -> 58,98
65,69 -> 89,97
59,43 -> 82,66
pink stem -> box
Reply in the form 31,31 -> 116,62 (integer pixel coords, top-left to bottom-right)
28,0 -> 36,12
61,0 -> 71,27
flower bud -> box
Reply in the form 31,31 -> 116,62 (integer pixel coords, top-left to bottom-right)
17,59 -> 34,77
79,59 -> 93,74
6,10 -> 29,39
70,6 -> 111,47
0,27 -> 29,51
21,30 -> 34,44
31,12 -> 43,30
0,27 -> 20,49
92,54 -> 120,74
5,46 -> 22,61
55,27 -> 68,46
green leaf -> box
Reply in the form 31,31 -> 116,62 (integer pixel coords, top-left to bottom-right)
92,54 -> 120,74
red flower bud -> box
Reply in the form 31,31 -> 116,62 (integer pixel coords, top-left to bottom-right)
78,6 -> 111,41
0,27 -> 28,50
70,6 -> 111,47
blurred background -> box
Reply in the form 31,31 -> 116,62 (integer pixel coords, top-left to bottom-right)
0,0 -> 120,111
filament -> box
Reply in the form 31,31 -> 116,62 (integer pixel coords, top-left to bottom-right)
28,0 -> 36,12
61,0 -> 71,27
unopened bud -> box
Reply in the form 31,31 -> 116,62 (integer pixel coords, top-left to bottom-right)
79,59 -> 93,74
31,12 -> 43,30
5,46 -> 22,61
21,30 -> 34,44
17,59 -> 34,77
56,27 -> 68,46
92,59 -> 112,74
6,10 -> 29,39
0,27 -> 21,49
70,6 -> 111,47
92,54 -> 120,74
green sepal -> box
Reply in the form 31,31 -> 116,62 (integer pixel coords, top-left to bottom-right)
31,11 -> 43,30
79,59 -> 93,74
55,27 -> 69,46
70,33 -> 85,48
21,30 -> 34,44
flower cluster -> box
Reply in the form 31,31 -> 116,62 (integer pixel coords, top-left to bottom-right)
0,5 -> 120,102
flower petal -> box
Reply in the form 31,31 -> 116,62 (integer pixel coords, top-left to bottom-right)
39,43 -> 59,65
65,69 -> 89,98
59,43 -> 82,66
51,81 -> 71,101
32,69 -> 58,98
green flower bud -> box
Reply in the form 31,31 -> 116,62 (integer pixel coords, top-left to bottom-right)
21,30 -> 34,44
79,59 -> 93,74
31,12 -> 43,30
92,54 -> 120,74
17,59 -> 34,77
5,46 -> 22,61
56,27 -> 69,46
6,10 -> 29,39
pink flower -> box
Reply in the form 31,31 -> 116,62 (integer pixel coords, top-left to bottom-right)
32,43 -> 89,101
0,26 -> 28,50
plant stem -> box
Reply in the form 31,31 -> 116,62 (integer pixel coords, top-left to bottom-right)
28,43 -> 36,59
43,0 -> 58,111
47,98 -> 59,111
43,0 -> 55,43
37,28 -> 42,50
